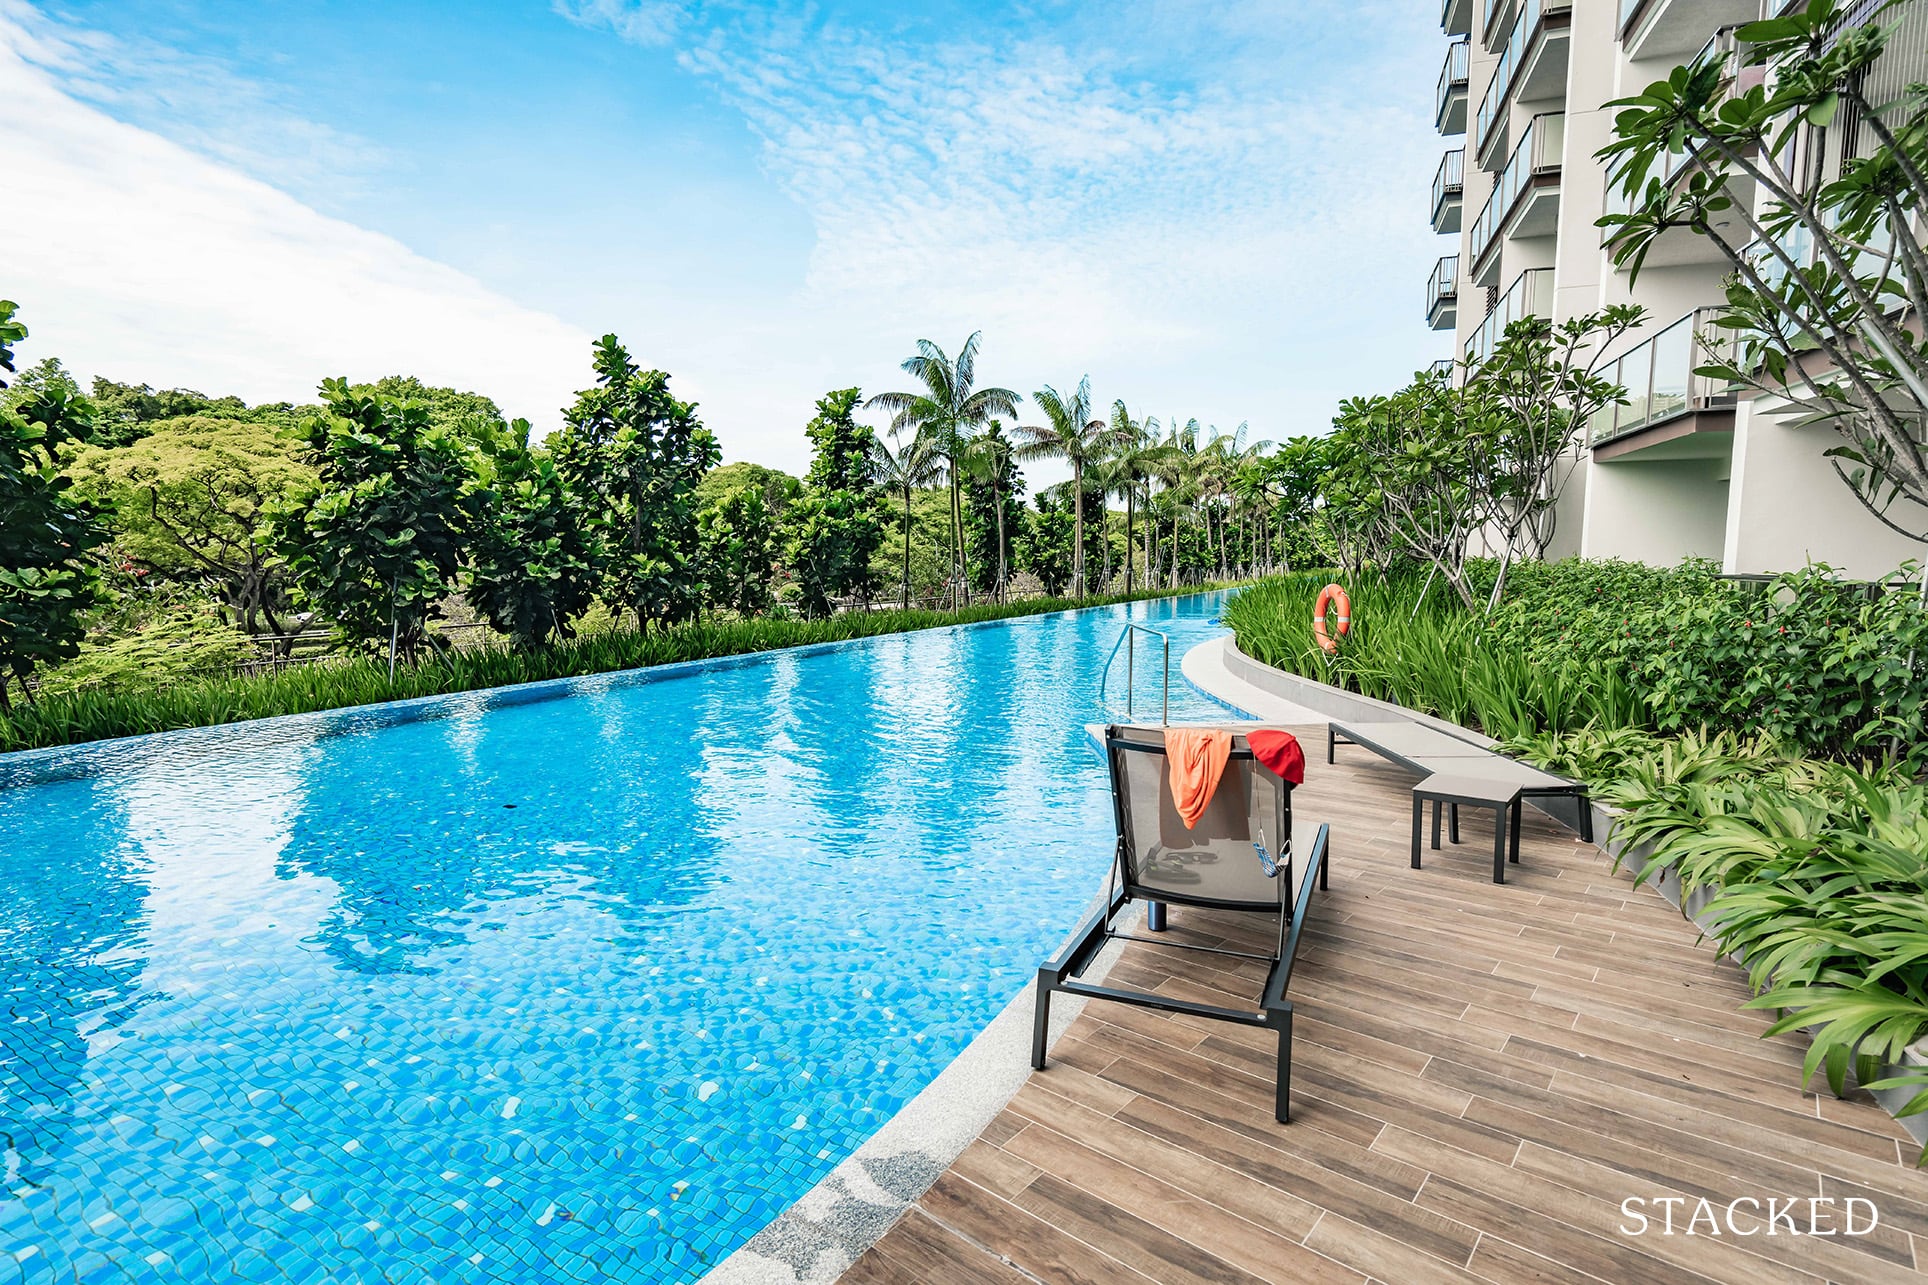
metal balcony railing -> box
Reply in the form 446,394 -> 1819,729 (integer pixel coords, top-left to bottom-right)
1428,255 -> 1461,312
1437,38 -> 1471,132
1586,307 -> 1738,446
1465,267 -> 1552,366
1475,0 -> 1572,165
1433,149 -> 1465,228
1468,112 -> 1564,270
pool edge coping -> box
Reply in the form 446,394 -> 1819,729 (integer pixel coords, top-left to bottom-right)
0,592 -> 1237,791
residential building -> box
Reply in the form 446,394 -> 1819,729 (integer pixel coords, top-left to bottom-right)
1429,0 -> 1928,578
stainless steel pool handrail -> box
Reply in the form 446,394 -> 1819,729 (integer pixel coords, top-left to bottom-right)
1098,624 -> 1172,725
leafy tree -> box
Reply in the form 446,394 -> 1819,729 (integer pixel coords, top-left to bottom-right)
274,379 -> 479,664
467,422 -> 598,648
1019,492 -> 1076,597
65,416 -> 314,635
699,485 -> 780,616
552,336 -> 720,629
866,333 -> 1021,609
874,432 -> 941,607
1598,0 -> 1928,540
1013,377 -> 1108,598
1249,436 -> 1328,572
963,421 -> 1024,598
352,375 -> 508,448
696,461 -> 799,515
0,358 -> 81,415
0,302 -> 109,713
87,378 -> 285,448
786,388 -> 885,616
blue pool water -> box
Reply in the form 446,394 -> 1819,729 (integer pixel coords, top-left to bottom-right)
0,593 -> 1240,1284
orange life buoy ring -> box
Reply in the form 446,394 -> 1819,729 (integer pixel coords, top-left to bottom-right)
1312,583 -> 1351,655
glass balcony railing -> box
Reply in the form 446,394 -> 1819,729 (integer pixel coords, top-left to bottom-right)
1437,38 -> 1470,131
1619,0 -> 1644,33
1441,0 -> 1473,37
1482,0 -> 1517,49
1475,0 -> 1571,164
1433,148 -> 1465,227
1465,267 -> 1552,365
1468,112 -> 1564,269
1585,307 -> 1738,445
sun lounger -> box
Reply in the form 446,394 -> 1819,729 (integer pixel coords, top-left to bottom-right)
1328,719 -> 1592,842
1031,724 -> 1331,1123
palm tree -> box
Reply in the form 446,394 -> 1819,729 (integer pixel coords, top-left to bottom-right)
1154,418 -> 1203,587
1095,402 -> 1172,596
874,430 -> 940,609
1013,377 -> 1107,599
963,423 -> 1017,602
866,333 -> 1021,610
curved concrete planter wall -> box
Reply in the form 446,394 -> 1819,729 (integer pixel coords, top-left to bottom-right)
1218,641 -> 1928,1154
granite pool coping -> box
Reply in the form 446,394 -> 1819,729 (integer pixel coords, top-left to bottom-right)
0,592 -> 1236,791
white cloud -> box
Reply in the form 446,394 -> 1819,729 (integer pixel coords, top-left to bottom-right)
0,14 -> 594,429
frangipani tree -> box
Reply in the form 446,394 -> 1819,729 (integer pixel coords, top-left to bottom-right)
1598,0 -> 1928,541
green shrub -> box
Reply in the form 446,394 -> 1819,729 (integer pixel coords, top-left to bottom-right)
1227,560 -> 1928,770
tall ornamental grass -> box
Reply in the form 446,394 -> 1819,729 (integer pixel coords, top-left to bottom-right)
0,586 -> 1230,754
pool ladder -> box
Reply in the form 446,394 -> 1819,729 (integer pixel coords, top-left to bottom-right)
1098,624 -> 1172,726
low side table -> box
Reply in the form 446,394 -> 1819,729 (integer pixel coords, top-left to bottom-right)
1411,775 -> 1524,884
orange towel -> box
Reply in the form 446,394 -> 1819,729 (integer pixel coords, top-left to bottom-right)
1165,728 -> 1232,829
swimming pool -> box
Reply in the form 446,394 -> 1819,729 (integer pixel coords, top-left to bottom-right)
0,592 -> 1240,1283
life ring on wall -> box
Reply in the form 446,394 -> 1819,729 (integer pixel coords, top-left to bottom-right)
1312,583 -> 1351,655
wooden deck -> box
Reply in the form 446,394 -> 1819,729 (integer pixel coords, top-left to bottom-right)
846,732 -> 1928,1284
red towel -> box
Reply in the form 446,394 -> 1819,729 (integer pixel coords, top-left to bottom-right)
1247,729 -> 1306,786
1164,728 -> 1232,829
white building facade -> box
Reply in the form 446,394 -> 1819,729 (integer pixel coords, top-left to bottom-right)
1428,0 -> 1928,578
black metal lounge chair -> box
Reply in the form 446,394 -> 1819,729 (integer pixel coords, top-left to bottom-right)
1031,724 -> 1331,1123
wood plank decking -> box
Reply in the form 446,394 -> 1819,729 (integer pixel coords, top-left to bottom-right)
846,730 -> 1928,1284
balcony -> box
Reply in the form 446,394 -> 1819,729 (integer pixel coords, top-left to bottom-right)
1481,0 -> 1517,51
1586,307 -> 1739,456
1427,255 -> 1460,330
1442,0 -> 1472,37
1619,0 -> 1758,60
1437,39 -> 1470,134
1432,149 -> 1466,234
1474,0 -> 1573,173
1428,357 -> 1458,379
1467,112 -> 1564,286
1465,267 -> 1552,365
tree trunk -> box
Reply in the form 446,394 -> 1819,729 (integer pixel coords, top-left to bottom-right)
901,484 -> 912,610
1125,489 -> 1136,595
1072,461 -> 1085,601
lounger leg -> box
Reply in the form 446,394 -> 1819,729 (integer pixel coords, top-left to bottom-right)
1509,800 -> 1522,865
1274,1009 -> 1294,1124
1578,792 -> 1595,843
1450,802 -> 1461,845
1430,799 -> 1442,851
1492,808 -> 1507,884
1320,840 -> 1329,892
1147,902 -> 1167,932
1326,724 -> 1335,765
1411,797 -> 1423,869
1030,972 -> 1052,1070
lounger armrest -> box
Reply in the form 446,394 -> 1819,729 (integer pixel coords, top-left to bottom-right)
1263,822 -> 1329,1010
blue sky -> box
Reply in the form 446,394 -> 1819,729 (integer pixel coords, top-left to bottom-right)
2,0 -> 1447,474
